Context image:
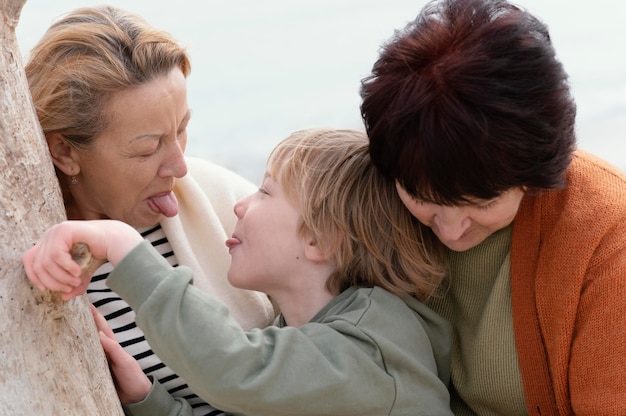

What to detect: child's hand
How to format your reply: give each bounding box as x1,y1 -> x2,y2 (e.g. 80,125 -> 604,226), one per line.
22,220 -> 143,301
91,304 -> 152,404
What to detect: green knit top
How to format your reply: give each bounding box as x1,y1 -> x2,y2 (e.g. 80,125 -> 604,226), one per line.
428,224 -> 527,415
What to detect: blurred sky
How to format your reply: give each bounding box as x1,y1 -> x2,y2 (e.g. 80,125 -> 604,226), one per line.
16,0 -> 626,182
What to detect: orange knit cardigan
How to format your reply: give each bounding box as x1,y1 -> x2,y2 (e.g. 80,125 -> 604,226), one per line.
511,150 -> 626,415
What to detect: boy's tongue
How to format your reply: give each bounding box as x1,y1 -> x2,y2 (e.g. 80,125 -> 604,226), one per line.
148,192 -> 179,217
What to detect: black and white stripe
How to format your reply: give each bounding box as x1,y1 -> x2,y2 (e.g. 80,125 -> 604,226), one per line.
87,224 -> 223,416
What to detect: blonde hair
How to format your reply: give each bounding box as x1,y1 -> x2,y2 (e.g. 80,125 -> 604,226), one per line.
268,128 -> 444,301
25,5 -> 191,149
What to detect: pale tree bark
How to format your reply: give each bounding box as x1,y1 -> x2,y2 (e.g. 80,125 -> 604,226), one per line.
0,0 -> 123,414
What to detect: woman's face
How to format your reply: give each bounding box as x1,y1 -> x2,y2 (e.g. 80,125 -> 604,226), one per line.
396,183 -> 525,252
69,68 -> 190,227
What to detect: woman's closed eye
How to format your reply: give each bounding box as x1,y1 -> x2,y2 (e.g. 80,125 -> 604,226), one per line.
477,200 -> 498,210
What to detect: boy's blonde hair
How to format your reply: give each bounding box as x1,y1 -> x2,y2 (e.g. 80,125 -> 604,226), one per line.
268,128 -> 444,301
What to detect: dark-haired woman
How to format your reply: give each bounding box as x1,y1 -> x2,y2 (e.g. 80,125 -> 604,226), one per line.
360,0 -> 626,414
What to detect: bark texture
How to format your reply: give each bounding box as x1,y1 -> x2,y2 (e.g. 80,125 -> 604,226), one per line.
0,0 -> 123,413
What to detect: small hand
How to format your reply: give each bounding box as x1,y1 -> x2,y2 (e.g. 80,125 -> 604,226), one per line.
22,220 -> 142,300
91,304 -> 152,404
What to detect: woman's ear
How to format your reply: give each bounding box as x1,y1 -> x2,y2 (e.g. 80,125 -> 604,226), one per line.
46,133 -> 79,176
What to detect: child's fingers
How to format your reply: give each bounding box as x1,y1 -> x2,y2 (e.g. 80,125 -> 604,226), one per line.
27,274 -> 45,293
34,259 -> 81,293
60,285 -> 88,301
40,240 -> 83,279
22,245 -> 45,291
91,305 -> 120,357
99,330 -> 121,358
90,304 -> 117,340
98,328 -> 136,373
23,240 -> 83,292
93,309 -> 126,365
22,222 -> 106,301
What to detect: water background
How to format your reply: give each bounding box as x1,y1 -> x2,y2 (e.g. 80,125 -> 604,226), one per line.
16,0 -> 626,183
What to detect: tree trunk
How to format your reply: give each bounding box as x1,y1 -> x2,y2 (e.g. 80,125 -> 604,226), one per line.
0,0 -> 123,414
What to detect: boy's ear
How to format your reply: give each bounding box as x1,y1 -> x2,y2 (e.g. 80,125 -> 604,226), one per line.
304,231 -> 342,263
303,238 -> 329,263
46,133 -> 79,176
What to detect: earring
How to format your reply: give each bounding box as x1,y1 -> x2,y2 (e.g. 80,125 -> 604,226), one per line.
70,168 -> 78,185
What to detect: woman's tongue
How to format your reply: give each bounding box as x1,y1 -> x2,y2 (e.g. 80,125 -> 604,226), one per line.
148,192 -> 179,217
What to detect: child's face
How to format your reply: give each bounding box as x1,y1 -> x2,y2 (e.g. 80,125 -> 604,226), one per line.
226,173 -> 308,295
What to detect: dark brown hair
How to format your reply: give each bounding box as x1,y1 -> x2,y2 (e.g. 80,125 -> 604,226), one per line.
360,0 -> 576,204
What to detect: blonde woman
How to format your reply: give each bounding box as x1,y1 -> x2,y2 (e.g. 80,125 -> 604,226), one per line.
25,6 -> 275,415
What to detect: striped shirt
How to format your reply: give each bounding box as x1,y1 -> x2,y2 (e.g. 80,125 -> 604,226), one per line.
87,224 -> 224,416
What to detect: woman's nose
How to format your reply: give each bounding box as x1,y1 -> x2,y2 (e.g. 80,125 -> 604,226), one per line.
160,142 -> 188,178
433,207 -> 471,241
